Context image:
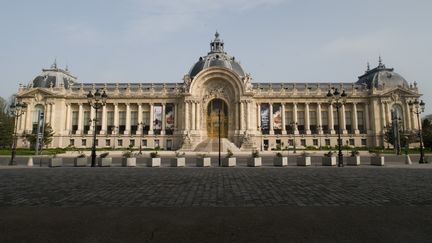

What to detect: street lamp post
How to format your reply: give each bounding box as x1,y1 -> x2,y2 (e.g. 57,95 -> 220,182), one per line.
289,122 -> 298,153
408,99 -> 426,163
9,100 -> 27,165
87,89 -> 108,167
326,88 -> 347,167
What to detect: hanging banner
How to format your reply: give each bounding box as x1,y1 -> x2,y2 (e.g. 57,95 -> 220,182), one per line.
153,105 -> 162,130
260,104 -> 269,130
273,104 -> 282,130
165,104 -> 175,130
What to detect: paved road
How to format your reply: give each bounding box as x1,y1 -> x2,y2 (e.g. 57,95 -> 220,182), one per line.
1,167 -> 432,242
1,167 -> 432,207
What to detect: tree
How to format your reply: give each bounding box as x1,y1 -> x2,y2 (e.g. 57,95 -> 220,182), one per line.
22,123 -> 55,149
422,118 -> 432,149
384,123 -> 418,149
0,97 -> 13,148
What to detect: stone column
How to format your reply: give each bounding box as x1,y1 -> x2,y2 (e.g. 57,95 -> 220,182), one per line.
45,103 -> 51,126
245,101 -> 250,131
365,103 -> 370,133
101,105 -> 107,135
329,104 -> 335,134
50,103 -> 56,129
341,104 -> 347,134
293,103 -> 299,134
256,103 -> 260,131
174,103 -> 178,130
240,101 -> 244,131
191,102 -> 196,130
124,103 -> 131,135
161,103 -> 166,135
89,104 -> 95,134
282,103 -> 286,134
184,101 -> 189,131
385,102 -> 392,126
353,103 -> 359,134
269,103 -> 274,134
149,103 -> 154,134
405,101 -> 411,130
317,103 -> 323,134
77,103 -> 83,135
305,103 -> 311,134
137,104 -> 143,135
24,103 -> 32,132
114,103 -> 119,133
65,103 -> 71,134
196,102 -> 200,130
381,101 -> 386,132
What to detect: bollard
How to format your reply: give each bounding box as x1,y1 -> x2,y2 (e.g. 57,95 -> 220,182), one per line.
405,155 -> 412,165
27,157 -> 34,167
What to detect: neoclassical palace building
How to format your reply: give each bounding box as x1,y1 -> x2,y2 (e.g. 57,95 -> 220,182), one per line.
14,33 -> 422,151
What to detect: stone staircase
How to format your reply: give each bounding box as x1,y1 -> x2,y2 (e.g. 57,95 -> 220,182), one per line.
194,138 -> 240,152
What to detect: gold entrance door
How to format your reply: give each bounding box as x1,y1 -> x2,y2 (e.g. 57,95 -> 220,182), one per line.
207,99 -> 228,138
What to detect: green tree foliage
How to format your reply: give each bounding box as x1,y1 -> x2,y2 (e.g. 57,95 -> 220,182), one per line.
384,123 -> 418,148
0,97 -> 13,148
22,123 -> 55,149
422,118 -> 432,149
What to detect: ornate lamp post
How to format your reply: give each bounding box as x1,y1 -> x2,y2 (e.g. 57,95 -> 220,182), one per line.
408,99 -> 426,163
326,88 -> 347,167
289,122 -> 298,153
87,89 -> 108,167
9,100 -> 27,165
138,122 -> 146,155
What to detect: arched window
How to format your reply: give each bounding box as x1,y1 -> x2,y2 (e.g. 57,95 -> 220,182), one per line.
392,104 -> 404,130
32,104 -> 45,134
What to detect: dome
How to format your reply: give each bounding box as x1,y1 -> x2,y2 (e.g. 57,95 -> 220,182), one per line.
356,58 -> 409,89
31,61 -> 77,89
188,32 -> 245,78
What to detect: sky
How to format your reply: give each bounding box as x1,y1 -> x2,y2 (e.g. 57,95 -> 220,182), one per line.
0,0 -> 431,114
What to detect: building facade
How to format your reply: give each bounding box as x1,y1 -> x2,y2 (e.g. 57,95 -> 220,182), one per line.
14,33 -> 422,151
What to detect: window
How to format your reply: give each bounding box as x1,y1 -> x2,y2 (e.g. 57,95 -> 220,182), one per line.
69,139 -> 75,146
333,111 -> 339,131
96,111 -> 102,134
107,111 -> 114,134
131,111 -> 138,135
263,139 -> 269,151
345,111 -> 352,133
118,139 -> 123,147
166,139 -> 172,150
321,111 -> 329,134
288,139 -> 294,146
276,139 -> 281,149
119,111 -> 126,134
357,111 -> 365,133
142,111 -> 150,135
154,139 -> 160,149
130,139 -> 135,147
349,139 -> 355,146
310,111 -> 317,133
106,139 -> 111,147
83,111 -> 90,133
142,139 -> 147,147
325,139 -> 331,146
81,139 -> 87,147
285,111 -> 293,132
72,111 -> 78,134
300,139 -> 306,147
298,111 -> 305,134
313,139 -> 318,146
361,139 -> 367,146
95,139 -> 99,147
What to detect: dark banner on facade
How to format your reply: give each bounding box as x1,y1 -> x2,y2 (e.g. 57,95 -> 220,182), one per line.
153,105 -> 162,130
273,104 -> 282,130
165,104 -> 174,130
260,104 -> 269,130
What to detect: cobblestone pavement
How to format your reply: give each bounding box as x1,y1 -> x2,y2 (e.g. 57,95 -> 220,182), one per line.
1,167 -> 432,207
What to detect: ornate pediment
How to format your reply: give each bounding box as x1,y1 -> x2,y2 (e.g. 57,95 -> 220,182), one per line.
18,88 -> 56,100
381,87 -> 418,99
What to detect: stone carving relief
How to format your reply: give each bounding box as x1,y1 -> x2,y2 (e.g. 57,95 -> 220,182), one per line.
201,80 -> 235,104
243,73 -> 253,92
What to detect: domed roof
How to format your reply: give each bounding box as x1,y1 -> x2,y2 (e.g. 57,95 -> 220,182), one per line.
188,32 -> 245,78
31,61 -> 77,89
356,57 -> 409,89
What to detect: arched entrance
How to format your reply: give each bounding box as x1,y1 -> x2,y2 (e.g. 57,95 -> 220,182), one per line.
207,99 -> 228,138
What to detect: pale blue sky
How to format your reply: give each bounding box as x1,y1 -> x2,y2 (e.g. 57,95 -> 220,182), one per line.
1,0 -> 431,114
